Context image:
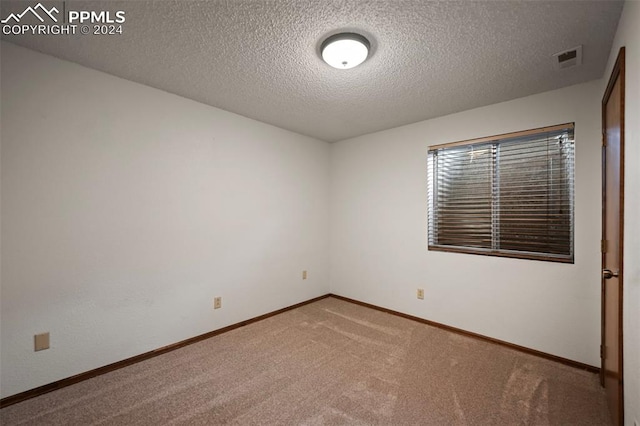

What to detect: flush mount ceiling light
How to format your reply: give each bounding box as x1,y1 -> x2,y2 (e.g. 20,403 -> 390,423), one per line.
321,33 -> 370,69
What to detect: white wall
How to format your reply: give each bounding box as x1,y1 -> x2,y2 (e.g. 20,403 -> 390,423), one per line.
603,2 -> 640,424
330,80 -> 603,367
0,42 -> 330,398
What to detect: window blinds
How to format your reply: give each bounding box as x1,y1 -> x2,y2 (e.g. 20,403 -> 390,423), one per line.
427,124 -> 574,262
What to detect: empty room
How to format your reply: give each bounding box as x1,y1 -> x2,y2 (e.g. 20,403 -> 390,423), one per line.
1,1 -> 638,425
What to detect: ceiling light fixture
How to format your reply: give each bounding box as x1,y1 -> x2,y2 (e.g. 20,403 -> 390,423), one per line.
321,33 -> 370,69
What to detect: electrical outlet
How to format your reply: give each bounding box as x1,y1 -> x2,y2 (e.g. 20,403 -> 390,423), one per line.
213,297 -> 222,309
34,332 -> 50,351
417,288 -> 425,300
302,270 -> 308,280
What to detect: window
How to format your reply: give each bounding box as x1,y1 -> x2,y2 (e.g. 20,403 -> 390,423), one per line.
427,123 -> 574,263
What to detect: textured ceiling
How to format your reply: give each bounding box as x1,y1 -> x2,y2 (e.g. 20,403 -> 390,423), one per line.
1,1 -> 623,142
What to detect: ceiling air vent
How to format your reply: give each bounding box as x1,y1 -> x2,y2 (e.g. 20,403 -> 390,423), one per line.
553,45 -> 583,70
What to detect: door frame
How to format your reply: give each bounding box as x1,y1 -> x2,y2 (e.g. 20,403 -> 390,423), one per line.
601,46 -> 625,423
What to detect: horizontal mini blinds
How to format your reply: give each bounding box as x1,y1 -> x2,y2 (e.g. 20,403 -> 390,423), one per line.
427,124 -> 574,262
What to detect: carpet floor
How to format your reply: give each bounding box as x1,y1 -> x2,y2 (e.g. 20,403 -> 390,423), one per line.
1,297 -> 611,425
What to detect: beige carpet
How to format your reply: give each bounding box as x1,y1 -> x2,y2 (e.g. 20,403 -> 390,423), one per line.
1,297 -> 611,425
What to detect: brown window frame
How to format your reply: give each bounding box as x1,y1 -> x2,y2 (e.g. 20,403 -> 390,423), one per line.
427,123 -> 575,263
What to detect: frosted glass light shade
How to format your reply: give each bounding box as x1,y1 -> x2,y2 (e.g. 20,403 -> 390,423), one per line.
321,33 -> 370,69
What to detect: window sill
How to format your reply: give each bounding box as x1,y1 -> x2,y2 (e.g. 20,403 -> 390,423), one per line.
428,245 -> 574,264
